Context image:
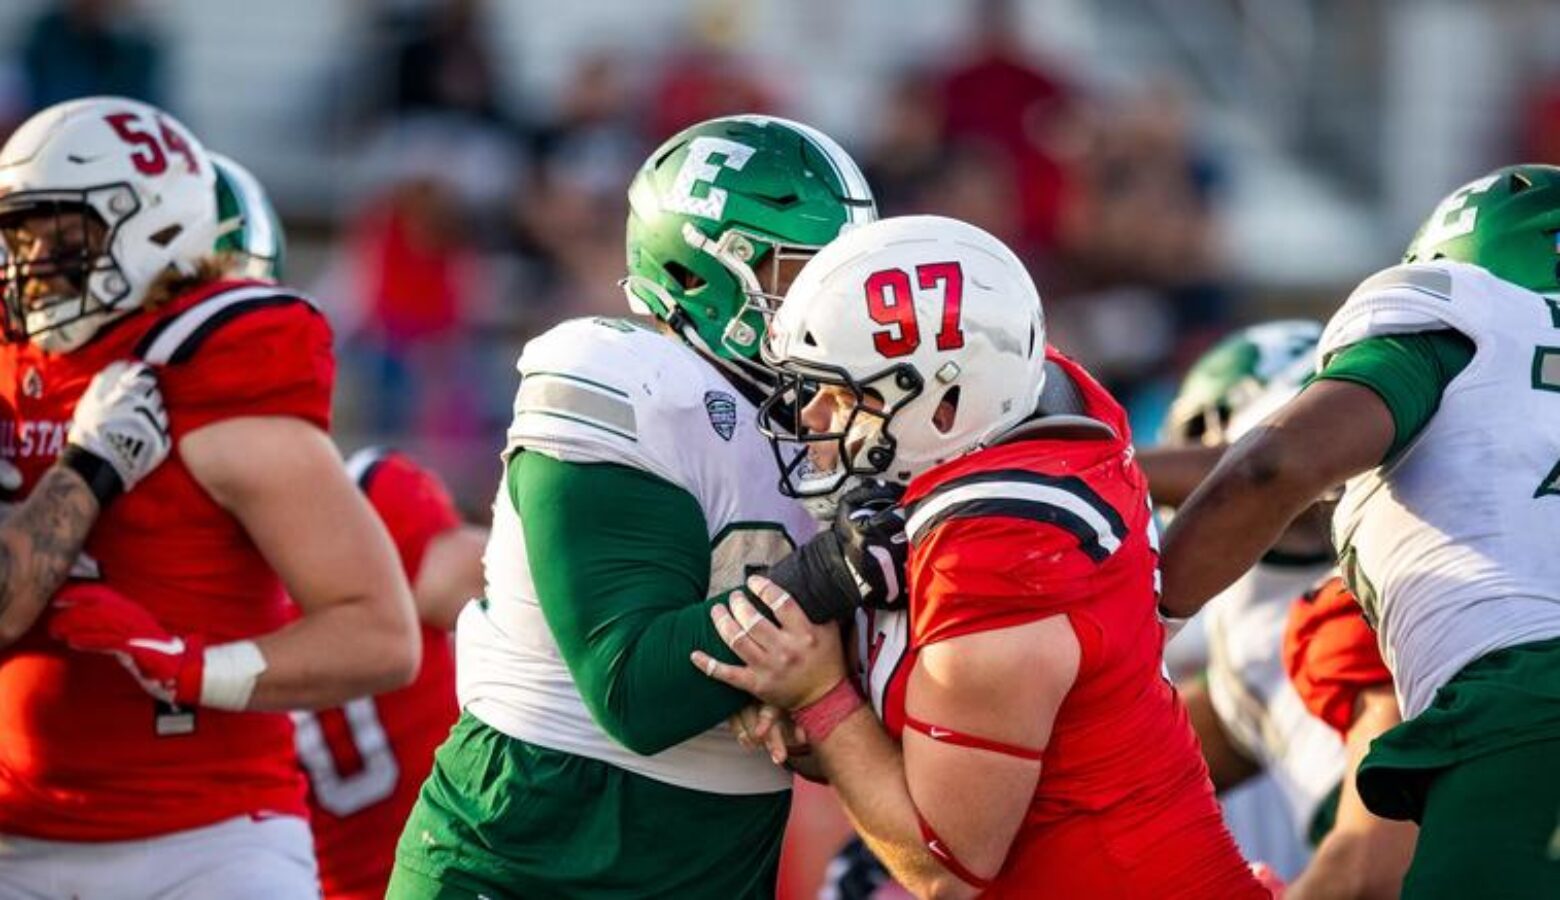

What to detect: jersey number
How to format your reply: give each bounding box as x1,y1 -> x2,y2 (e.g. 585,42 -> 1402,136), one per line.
292,698 -> 400,816
103,112 -> 200,176
865,262 -> 965,358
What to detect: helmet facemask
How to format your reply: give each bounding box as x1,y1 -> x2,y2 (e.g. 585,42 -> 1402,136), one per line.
758,355 -> 925,504
0,184 -> 140,350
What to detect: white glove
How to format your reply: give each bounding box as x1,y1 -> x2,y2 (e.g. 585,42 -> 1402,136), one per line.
65,361 -> 171,495
0,459 -> 20,494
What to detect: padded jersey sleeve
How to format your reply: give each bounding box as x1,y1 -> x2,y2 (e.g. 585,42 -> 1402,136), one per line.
910,515 -> 1100,647
351,449 -> 463,582
1313,330 -> 1473,460
1282,576 -> 1392,737
150,296 -> 335,435
507,450 -> 754,756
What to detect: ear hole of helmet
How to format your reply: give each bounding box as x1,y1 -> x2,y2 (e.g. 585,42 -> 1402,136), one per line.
934,386 -> 960,434
149,224 -> 183,247
664,260 -> 705,291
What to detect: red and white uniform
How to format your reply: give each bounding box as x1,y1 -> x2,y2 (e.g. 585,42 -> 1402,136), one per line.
0,280 -> 333,841
293,448 -> 460,900
854,349 -> 1264,899
1283,575 -> 1393,738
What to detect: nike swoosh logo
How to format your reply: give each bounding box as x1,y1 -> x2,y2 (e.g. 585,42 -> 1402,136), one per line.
928,727 -> 952,740
126,637 -> 185,656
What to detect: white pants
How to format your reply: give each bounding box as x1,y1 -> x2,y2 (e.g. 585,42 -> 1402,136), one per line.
0,814 -> 319,900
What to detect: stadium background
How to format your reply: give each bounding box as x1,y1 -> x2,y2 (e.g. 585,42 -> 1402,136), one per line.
3,0 -> 1559,896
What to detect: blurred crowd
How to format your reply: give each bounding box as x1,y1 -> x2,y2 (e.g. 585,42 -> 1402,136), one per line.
2,0 -> 1235,507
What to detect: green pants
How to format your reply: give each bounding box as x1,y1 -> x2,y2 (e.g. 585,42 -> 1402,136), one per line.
387,712 -> 791,900
1358,637 -> 1560,899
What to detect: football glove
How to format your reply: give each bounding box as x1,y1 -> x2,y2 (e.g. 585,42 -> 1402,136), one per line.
766,481 -> 909,623
63,361 -> 171,501
49,583 -> 204,705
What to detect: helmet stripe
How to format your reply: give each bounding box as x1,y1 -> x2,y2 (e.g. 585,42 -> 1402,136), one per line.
731,115 -> 874,225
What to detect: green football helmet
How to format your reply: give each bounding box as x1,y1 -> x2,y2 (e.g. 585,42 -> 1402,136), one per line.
1404,164 -> 1560,295
1164,319 -> 1322,446
211,152 -> 284,283
622,115 -> 876,385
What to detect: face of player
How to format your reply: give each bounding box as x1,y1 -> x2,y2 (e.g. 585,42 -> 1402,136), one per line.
0,206 -> 106,311
798,384 -> 887,479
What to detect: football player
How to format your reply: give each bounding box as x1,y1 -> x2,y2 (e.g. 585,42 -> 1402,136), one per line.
208,154 -> 485,900
1159,165 -> 1560,897
0,97 -> 419,899
386,115 -> 877,899
696,215 -> 1266,898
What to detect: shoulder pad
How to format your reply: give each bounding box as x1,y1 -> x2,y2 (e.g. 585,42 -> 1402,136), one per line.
906,467 -> 1129,564
136,284 -> 317,365
506,318 -> 711,475
1320,262 -> 1485,364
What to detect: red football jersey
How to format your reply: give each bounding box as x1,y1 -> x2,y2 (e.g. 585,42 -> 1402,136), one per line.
854,349 -> 1264,899
0,280 -> 334,841
294,448 -> 461,900
1283,575 -> 1392,737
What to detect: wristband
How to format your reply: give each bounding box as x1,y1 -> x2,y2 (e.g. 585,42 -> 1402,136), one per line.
200,640 -> 268,710
59,445 -> 124,506
791,677 -> 864,745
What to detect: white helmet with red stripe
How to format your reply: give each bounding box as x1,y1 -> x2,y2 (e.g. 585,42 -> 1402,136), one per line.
759,214 -> 1047,498
0,96 -> 219,352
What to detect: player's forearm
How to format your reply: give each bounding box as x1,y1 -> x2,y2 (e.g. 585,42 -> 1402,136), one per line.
246,593 -> 420,710
1137,444 -> 1225,508
0,467 -> 100,646
1287,827 -> 1404,900
1159,428 -> 1324,617
818,708 -> 979,900
569,593 -> 755,755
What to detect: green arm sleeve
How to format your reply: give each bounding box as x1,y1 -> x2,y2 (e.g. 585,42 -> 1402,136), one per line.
1314,329 -> 1475,461
508,450 -> 751,756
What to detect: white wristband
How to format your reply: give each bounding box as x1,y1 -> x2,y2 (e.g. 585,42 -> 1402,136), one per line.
200,640 -> 268,711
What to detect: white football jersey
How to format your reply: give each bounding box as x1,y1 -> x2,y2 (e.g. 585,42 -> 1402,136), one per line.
1204,560 -> 1347,836
1321,261 -> 1560,719
458,317 -> 816,795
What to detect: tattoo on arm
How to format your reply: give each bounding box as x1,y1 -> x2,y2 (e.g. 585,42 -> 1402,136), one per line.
0,467 -> 101,642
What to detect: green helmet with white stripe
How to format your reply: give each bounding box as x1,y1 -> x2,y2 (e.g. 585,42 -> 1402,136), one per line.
623,115 -> 876,384
1164,319 -> 1323,446
210,152 -> 284,283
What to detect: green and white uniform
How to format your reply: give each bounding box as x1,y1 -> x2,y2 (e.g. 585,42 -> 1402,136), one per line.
1320,261 -> 1560,720
390,318 -> 817,899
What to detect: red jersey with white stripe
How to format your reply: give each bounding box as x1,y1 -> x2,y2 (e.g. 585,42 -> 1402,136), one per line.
1283,575 -> 1393,737
854,348 -> 1264,899
295,448 -> 461,900
0,279 -> 333,841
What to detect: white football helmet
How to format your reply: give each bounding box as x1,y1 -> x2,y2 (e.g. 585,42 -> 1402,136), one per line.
760,215 -> 1047,497
0,96 -> 219,352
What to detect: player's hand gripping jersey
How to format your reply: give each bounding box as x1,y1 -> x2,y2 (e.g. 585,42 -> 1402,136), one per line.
295,449 -> 461,900
853,349 -> 1263,899
0,279 -> 332,841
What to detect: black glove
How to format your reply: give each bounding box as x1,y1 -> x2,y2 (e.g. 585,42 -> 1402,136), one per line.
835,481 -> 910,611
766,481 -> 909,624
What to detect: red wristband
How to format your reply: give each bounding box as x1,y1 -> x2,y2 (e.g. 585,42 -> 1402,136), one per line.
791,678 -> 864,745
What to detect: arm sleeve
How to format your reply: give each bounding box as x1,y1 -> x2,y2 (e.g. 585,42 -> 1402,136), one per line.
508,450 -> 753,756
1313,329 -> 1474,460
